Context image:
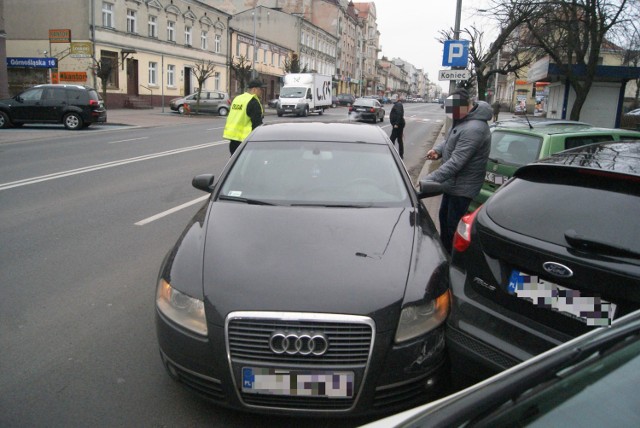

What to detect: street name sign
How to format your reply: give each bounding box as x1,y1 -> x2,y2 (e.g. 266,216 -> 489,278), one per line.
438,69 -> 471,81
7,57 -> 58,68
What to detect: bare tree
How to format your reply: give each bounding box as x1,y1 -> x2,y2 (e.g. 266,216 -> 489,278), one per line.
438,1 -> 540,101
91,56 -> 117,104
191,60 -> 217,114
228,55 -> 252,94
523,0 -> 635,120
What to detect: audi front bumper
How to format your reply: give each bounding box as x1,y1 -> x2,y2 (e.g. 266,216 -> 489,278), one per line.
156,309 -> 448,417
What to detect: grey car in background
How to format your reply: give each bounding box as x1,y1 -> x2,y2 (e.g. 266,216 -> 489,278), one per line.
170,90 -> 231,116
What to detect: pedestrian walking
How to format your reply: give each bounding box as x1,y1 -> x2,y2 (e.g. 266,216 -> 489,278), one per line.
491,100 -> 500,122
223,79 -> 265,155
389,98 -> 405,158
421,88 -> 492,254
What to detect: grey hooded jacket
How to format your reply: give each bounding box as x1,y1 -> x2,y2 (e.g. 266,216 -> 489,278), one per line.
421,101 -> 492,199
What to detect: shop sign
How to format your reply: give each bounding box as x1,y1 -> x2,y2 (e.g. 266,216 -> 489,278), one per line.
49,29 -> 71,43
71,42 -> 93,58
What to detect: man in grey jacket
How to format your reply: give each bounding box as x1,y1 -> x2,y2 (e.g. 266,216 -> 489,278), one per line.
422,88 -> 492,253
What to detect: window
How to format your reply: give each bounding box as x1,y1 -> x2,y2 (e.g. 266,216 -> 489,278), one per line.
263,49 -> 267,64
148,15 -> 157,38
214,34 -> 221,53
127,9 -> 137,33
167,21 -> 175,42
185,26 -> 192,46
149,62 -> 157,85
167,64 -> 175,87
201,31 -> 208,50
214,72 -> 220,90
102,2 -> 114,28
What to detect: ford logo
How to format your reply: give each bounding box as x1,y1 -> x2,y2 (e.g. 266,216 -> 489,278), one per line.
542,262 -> 573,278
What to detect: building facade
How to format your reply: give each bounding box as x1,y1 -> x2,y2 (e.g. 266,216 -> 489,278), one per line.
4,0 -> 230,108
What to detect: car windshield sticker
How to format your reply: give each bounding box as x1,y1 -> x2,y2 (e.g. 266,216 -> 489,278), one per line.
228,191 -> 242,197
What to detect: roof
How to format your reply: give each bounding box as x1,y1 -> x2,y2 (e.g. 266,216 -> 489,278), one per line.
247,122 -> 389,144
525,140 -> 640,177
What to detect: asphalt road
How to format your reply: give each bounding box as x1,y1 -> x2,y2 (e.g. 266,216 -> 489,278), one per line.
0,103 -> 445,427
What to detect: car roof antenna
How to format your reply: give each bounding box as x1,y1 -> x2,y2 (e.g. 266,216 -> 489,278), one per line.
523,109 -> 534,129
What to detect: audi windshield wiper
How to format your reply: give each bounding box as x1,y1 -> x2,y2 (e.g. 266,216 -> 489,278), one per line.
290,203 -> 373,208
565,229 -> 640,259
218,195 -> 275,206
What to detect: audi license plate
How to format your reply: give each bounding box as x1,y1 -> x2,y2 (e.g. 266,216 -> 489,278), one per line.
242,367 -> 354,398
507,270 -> 616,326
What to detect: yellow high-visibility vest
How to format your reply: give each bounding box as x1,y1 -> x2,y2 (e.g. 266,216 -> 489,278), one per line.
223,92 -> 260,141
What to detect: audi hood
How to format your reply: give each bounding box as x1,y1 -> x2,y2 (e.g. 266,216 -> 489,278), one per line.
199,203 -> 417,329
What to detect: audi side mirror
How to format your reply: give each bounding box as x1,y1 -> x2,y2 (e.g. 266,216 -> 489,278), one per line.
192,174 -> 215,193
417,180 -> 443,199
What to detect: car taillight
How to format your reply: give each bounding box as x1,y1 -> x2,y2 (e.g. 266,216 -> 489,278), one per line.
369,108 -> 375,112
452,208 -> 480,253
227,99 -> 231,105
89,99 -> 99,107
349,106 -> 354,112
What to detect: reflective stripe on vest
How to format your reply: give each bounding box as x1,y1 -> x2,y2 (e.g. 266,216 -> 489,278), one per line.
223,92 -> 258,142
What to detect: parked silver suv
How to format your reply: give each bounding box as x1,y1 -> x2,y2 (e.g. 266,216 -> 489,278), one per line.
169,90 -> 230,116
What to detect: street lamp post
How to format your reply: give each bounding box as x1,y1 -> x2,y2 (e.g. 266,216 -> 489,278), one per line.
449,0 -> 462,97
251,8 -> 258,79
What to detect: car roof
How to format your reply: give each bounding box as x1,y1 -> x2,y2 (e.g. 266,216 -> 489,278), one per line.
490,118 -> 591,129
246,122 -> 389,144
518,140 -> 640,177
32,84 -> 94,90
492,123 -> 640,137
354,98 -> 378,105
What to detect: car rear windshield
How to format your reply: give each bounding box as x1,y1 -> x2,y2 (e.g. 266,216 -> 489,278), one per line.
486,169 -> 640,255
490,131 -> 542,166
219,140 -> 410,207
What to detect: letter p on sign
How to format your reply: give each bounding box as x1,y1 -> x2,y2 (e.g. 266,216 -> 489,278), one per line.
442,40 -> 470,68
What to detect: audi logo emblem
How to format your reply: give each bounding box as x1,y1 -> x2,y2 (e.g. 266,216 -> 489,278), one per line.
269,331 -> 329,356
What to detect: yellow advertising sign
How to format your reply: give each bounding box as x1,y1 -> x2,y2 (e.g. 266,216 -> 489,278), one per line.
49,29 -> 71,43
71,42 -> 93,58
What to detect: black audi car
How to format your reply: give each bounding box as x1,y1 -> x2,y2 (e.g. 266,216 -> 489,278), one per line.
446,141 -> 640,386
155,122 -> 450,417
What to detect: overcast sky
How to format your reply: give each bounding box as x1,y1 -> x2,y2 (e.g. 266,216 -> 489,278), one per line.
365,0 -> 493,90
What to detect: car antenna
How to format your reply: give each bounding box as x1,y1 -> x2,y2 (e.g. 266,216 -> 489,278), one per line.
523,109 -> 534,129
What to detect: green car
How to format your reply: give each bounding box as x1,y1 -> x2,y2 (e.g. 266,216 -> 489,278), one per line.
470,122 -> 640,211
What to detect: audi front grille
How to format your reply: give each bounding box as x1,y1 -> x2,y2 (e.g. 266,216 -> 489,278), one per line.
225,311 -> 376,411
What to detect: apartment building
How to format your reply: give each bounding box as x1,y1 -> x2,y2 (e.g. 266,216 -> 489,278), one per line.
4,0 -> 230,108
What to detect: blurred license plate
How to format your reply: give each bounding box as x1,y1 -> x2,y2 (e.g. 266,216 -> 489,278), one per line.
507,270 -> 616,326
242,367 -> 354,398
485,171 -> 507,185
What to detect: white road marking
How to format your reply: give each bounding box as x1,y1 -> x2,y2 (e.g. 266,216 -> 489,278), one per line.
108,137 -> 149,144
206,126 -> 226,131
135,194 -> 210,226
0,141 -> 227,191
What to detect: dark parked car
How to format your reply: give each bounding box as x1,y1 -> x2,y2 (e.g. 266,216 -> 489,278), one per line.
447,141 -> 640,385
0,84 -> 107,130
155,122 -> 450,417
364,308 -> 640,427
337,93 -> 356,106
348,98 -> 385,124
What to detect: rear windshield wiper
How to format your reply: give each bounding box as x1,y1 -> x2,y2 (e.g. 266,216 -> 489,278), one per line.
565,229 -> 640,259
218,195 -> 275,206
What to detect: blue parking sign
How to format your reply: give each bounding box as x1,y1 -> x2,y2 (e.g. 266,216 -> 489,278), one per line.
442,40 -> 469,67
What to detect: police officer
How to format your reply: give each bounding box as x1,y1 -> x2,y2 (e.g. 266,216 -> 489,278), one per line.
223,79 -> 264,155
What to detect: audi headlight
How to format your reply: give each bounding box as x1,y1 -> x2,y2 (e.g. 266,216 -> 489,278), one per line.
156,278 -> 207,336
395,291 -> 450,343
